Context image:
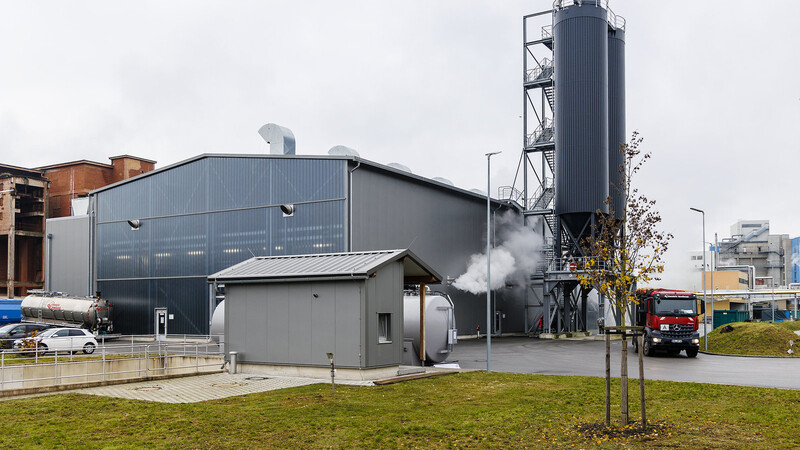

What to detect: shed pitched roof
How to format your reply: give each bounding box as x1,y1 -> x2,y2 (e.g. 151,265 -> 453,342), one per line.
208,249 -> 441,284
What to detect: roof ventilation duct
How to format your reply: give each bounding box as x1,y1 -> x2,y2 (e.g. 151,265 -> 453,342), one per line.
387,162 -> 412,173
258,123 -> 296,155
328,145 -> 360,157
432,177 -> 454,186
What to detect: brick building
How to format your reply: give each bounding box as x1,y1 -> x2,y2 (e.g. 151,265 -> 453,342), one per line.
38,155 -> 156,218
0,155 -> 155,298
0,164 -> 49,298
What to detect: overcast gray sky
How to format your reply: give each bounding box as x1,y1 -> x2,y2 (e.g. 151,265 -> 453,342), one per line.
2,1 -> 799,287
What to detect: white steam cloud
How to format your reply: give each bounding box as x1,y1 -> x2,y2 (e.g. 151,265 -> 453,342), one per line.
453,214 -> 544,294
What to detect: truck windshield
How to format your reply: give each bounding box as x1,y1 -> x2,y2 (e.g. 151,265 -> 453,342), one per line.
655,298 -> 697,316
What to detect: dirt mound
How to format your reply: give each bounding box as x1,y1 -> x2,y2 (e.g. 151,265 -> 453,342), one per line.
707,322 -> 798,356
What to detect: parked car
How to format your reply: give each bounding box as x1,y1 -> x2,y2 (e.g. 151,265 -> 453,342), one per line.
0,322 -> 52,349
14,327 -> 97,354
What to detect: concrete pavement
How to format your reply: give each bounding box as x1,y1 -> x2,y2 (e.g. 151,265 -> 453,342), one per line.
75,372 -> 373,403
450,336 -> 800,390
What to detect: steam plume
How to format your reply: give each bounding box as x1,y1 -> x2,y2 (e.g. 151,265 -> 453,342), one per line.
453,214 -> 543,294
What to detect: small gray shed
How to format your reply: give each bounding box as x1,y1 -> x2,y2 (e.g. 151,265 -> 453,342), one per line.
208,249 -> 440,376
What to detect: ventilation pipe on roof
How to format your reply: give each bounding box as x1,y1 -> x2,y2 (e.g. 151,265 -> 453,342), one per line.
328,146 -> 360,157
388,162 -> 412,173
258,123 -> 296,155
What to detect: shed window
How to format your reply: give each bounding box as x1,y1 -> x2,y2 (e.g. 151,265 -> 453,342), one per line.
378,313 -> 392,343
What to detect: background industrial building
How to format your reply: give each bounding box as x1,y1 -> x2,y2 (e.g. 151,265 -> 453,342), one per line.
689,219 -> 795,291
1,156 -> 156,300
0,164 -> 48,298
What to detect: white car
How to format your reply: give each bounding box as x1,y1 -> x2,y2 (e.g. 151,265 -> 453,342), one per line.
14,327 -> 97,354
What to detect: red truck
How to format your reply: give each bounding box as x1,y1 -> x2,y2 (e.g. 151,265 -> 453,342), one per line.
633,288 -> 703,358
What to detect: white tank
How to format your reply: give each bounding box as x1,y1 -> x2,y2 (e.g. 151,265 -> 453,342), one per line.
210,301 -> 225,339
403,293 -> 457,364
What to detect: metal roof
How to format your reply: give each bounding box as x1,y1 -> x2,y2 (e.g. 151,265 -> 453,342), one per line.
208,249 -> 441,284
88,153 -> 517,210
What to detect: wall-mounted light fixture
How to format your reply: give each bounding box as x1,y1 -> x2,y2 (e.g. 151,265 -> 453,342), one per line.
127,219 -> 141,230
280,204 -> 295,217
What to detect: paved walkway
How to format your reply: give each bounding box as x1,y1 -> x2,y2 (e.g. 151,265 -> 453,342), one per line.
75,373 -> 373,403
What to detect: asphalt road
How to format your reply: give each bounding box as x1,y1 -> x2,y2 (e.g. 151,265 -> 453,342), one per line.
449,337 -> 800,390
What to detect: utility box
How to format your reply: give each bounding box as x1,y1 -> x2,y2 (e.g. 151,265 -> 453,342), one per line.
208,249 -> 440,372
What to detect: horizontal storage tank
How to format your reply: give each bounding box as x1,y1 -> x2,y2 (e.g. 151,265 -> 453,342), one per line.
403,293 -> 457,364
210,300 -> 225,340
21,293 -> 113,333
553,0 -> 609,236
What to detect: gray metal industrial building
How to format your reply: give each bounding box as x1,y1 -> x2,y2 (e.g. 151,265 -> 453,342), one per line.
48,153 -> 522,335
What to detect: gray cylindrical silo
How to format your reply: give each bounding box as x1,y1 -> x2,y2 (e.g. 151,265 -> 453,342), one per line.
553,1 -> 609,237
608,26 -> 626,219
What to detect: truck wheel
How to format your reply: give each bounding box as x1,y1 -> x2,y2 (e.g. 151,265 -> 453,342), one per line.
643,337 -> 654,356
686,348 -> 698,358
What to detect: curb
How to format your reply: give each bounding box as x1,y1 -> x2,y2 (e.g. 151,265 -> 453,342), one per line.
699,351 -> 799,359
0,370 -> 224,399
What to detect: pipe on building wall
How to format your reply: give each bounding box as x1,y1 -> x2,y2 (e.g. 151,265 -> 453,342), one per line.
45,233 -> 53,291
347,161 -> 361,252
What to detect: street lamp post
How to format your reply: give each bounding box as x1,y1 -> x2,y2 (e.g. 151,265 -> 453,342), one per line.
690,207 -> 707,351
486,151 -> 501,373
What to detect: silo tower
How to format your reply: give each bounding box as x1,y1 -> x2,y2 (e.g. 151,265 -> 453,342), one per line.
513,0 -> 626,334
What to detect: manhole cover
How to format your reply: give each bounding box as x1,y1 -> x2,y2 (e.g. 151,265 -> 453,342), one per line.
211,382 -> 244,388
244,376 -> 269,381
134,386 -> 163,391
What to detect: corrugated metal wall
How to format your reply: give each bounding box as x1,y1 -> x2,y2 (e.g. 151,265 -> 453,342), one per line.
350,165 -> 524,335
608,27 -> 626,218
553,5 -> 609,235
94,157 -> 348,334
225,280 -> 366,368
46,215 -> 91,296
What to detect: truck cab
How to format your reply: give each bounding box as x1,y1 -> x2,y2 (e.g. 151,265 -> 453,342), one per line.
634,288 -> 703,358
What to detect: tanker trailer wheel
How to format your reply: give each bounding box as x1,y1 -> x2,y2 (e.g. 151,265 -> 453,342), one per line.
685,348 -> 698,358
83,343 -> 96,354
642,336 -> 654,357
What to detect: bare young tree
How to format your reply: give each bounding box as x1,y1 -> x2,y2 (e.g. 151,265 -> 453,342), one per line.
577,132 -> 673,425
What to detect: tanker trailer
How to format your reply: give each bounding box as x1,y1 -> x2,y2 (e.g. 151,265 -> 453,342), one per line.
403,291 -> 457,365
21,292 -> 113,333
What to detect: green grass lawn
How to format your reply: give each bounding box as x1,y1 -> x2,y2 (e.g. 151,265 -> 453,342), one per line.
704,321 -> 799,356
1,372 -> 799,448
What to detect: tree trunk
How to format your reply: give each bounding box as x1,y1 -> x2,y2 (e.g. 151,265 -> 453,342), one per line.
619,296 -> 629,425
639,333 -> 647,430
620,333 -> 629,424
605,330 -> 611,426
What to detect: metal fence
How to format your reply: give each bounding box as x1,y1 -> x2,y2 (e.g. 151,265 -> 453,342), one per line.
1,335 -> 224,391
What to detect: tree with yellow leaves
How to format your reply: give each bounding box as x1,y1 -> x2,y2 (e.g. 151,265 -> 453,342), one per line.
577,132 -> 672,425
